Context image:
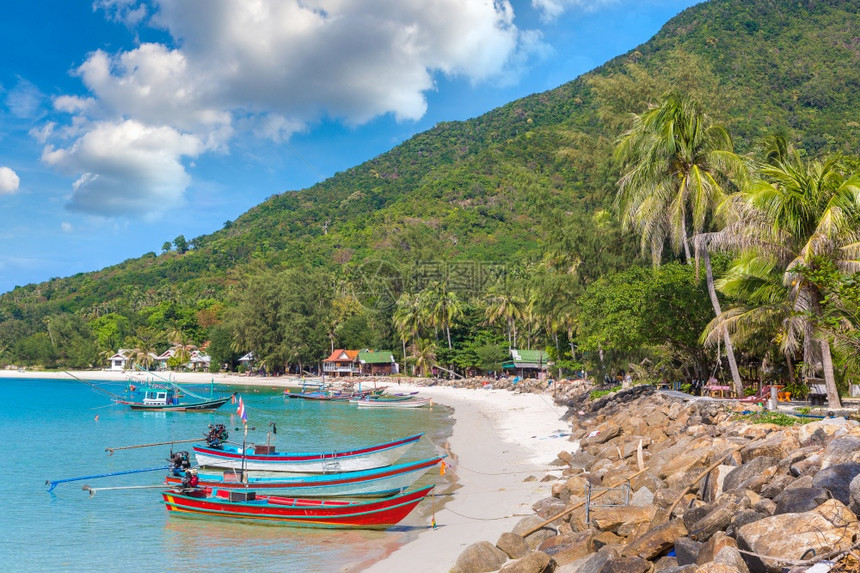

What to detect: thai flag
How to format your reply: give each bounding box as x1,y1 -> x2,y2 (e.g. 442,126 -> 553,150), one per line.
237,395 -> 247,422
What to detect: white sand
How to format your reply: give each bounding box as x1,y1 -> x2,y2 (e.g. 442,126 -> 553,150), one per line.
3,370 -> 574,571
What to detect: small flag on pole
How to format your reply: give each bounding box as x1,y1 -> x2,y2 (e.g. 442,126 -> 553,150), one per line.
440,461 -> 445,475
237,395 -> 247,423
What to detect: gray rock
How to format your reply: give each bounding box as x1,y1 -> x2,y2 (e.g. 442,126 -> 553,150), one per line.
850,473 -> 860,514
452,540 -> 508,573
812,462 -> 860,505
773,487 -> 830,514
513,515 -> 557,550
672,536 -> 701,566
533,497 -> 569,519
574,546 -> 618,573
821,437 -> 860,468
599,555 -> 650,573
723,457 -> 780,492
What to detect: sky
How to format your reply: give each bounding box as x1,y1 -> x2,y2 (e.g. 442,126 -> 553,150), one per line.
0,0 -> 701,295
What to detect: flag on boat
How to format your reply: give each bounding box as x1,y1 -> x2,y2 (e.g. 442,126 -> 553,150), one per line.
237,395 -> 247,422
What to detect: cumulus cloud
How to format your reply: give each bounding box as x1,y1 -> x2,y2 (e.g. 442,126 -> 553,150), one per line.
0,167 -> 20,194
43,0 -> 532,218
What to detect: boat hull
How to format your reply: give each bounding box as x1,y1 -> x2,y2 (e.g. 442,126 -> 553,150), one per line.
192,433 -> 423,472
356,397 -> 431,408
165,456 -> 444,497
122,395 -> 234,411
161,485 -> 434,529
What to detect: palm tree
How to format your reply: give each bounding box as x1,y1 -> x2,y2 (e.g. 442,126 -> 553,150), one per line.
484,284 -> 526,350
410,338 -> 438,377
615,91 -> 748,395
392,292 -> 422,369
425,282 -> 464,350
708,145 -> 860,407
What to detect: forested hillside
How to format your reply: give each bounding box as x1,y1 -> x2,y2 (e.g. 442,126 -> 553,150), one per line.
2,0 -> 858,387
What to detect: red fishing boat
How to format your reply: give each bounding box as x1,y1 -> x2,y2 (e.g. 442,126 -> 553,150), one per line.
161,484 -> 434,529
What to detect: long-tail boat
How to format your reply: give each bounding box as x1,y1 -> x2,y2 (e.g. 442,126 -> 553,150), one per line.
192,432 -> 423,472
165,456 -> 445,497
161,484 -> 434,529
355,396 -> 432,409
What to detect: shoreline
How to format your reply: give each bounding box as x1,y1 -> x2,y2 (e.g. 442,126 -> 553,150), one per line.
3,369 -> 573,571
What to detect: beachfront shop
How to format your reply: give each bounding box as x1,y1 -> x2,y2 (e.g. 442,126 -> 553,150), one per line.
502,349 -> 549,379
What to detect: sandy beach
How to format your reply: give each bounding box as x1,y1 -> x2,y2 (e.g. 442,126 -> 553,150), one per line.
3,369 -> 573,571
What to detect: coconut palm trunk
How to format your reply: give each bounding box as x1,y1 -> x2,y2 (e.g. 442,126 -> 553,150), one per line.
701,247 -> 744,395
819,337 -> 842,409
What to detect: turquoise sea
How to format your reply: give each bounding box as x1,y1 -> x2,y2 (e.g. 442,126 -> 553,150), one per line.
0,378 -> 453,572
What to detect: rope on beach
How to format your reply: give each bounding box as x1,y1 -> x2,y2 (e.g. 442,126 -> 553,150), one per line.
443,507 -> 535,521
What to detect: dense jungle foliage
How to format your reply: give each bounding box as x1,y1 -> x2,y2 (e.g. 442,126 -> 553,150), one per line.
1,0 -> 859,391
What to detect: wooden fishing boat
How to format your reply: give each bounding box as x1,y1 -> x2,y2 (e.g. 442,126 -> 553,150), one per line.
117,385 -> 236,411
356,397 -> 432,409
161,484 -> 434,529
192,433 -> 423,472
165,456 -> 445,497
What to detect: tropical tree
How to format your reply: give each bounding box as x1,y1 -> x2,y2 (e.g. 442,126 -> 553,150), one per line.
708,147 -> 860,407
424,282 -> 464,350
392,292 -> 422,368
484,283 -> 526,350
410,338 -> 438,377
615,91 -> 748,394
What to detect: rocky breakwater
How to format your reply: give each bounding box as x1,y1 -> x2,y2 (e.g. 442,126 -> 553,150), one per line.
450,385 -> 860,573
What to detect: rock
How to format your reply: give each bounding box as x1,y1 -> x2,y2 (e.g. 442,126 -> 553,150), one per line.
673,537 -> 702,566
729,510 -> 766,533
571,546 -> 618,573
589,505 -> 656,534
795,418 -> 849,445
513,515 -> 558,550
696,532 -> 738,566
565,475 -> 589,497
849,473 -> 860,514
701,464 -> 734,503
688,501 -> 741,542
773,487 -> 830,514
538,531 -> 595,566
695,564 -> 742,573
652,555 -> 680,571
498,551 -> 554,573
497,532 -> 530,559
737,499 -> 860,572
740,432 -> 800,462
567,451 -> 597,471
599,555 -> 651,573
712,545 -> 749,573
452,540 -> 508,573
821,437 -> 860,468
812,462 -> 860,504
557,450 -> 575,466
592,530 -> 624,550
533,497 -> 569,519
629,486 -> 654,507
622,517 -> 689,560
722,457 -> 780,492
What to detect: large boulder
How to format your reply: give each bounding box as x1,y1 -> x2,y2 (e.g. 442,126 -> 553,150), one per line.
497,532 -> 530,559
513,515 -> 557,550
452,541 -> 508,573
498,551 -> 554,573
589,505 -> 656,534
537,531 -> 594,566
773,487 -> 830,515
737,499 -> 860,572
622,517 -> 689,560
820,436 -> 860,468
599,556 -> 651,573
812,462 -> 860,505
722,457 -> 780,492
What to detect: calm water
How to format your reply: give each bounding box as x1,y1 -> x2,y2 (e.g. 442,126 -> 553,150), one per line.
0,378 -> 453,572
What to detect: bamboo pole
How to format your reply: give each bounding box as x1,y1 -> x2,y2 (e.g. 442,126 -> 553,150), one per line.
521,467 -> 650,537
106,438 -> 199,455
666,445 -> 743,517
83,484 -> 169,497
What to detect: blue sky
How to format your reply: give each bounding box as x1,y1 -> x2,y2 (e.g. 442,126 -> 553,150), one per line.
0,0 -> 700,294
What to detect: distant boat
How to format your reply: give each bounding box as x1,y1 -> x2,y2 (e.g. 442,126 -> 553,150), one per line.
65,371 -> 234,412
117,384 -> 235,411
192,433 -> 423,472
161,484 -> 434,529
164,456 -> 445,497
356,397 -> 432,409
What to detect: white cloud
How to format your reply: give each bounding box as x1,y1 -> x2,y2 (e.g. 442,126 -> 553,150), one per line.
531,0 -> 619,22
6,78 -> 45,119
42,120 -> 205,217
0,167 -> 20,194
42,0 -> 534,218
61,222 -> 73,233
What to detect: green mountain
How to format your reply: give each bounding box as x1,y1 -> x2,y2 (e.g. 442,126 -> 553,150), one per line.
2,0 -> 859,364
